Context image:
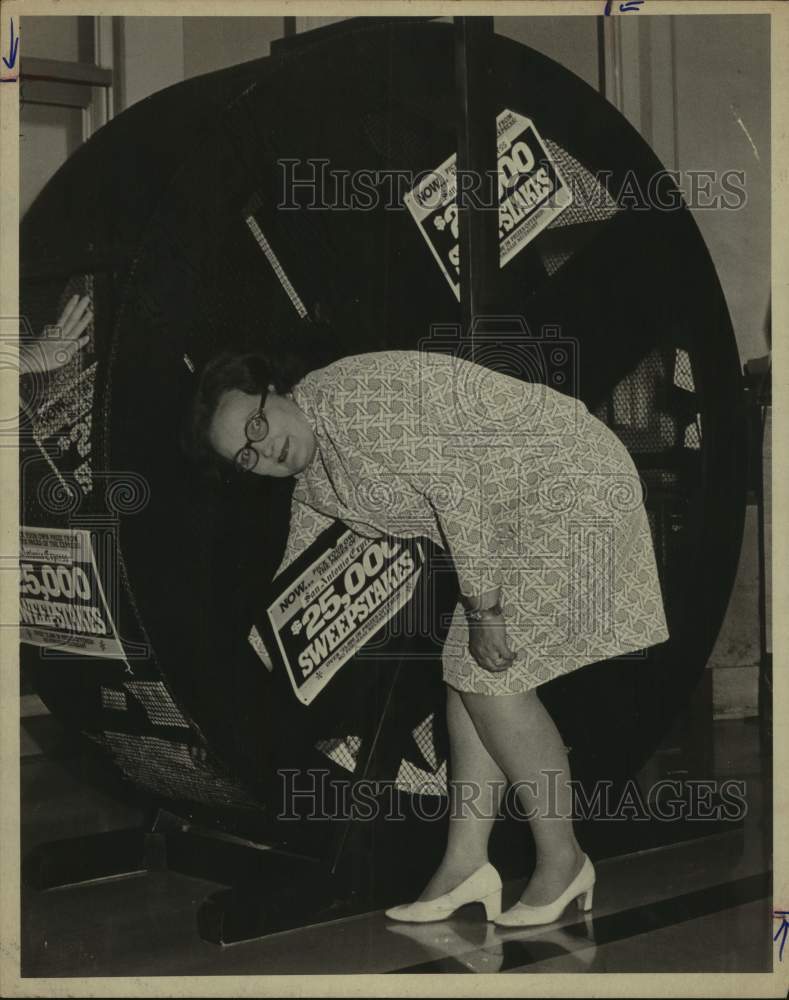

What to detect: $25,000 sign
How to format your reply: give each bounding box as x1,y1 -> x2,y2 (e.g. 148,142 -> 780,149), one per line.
254,523 -> 425,705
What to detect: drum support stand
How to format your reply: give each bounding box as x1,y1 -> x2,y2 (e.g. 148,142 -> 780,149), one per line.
22,657 -> 431,944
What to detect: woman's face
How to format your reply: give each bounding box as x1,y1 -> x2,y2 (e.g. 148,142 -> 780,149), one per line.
208,386 -> 317,478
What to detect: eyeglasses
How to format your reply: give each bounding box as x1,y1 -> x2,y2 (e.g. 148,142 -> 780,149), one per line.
234,391 -> 269,472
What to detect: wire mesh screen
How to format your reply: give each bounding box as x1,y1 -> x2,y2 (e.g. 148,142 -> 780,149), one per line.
315,735 -> 362,773
96,732 -> 258,809
544,140 -> 620,228
125,681 -> 191,729
396,713 -> 448,796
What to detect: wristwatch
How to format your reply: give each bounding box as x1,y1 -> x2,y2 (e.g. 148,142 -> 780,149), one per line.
465,602 -> 504,623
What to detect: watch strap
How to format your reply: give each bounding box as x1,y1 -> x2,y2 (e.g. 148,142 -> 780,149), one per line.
465,602 -> 504,623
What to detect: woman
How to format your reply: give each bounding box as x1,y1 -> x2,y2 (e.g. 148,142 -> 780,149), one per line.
187,348 -> 670,927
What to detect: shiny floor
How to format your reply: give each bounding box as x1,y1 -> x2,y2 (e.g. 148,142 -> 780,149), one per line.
21,714 -> 773,977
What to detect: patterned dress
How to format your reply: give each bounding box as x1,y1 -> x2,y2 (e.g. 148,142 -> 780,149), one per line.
280,350 -> 669,696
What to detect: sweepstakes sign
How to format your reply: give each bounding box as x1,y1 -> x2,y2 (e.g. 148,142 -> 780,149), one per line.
255,525 -> 424,705
20,526 -> 125,658
404,109 -> 572,299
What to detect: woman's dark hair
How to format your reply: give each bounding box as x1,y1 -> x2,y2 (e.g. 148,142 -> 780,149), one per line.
182,350 -> 305,480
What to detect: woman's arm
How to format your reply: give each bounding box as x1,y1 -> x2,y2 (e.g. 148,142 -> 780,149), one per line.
415,477 -> 517,673
420,469 -> 503,601
276,500 -> 336,577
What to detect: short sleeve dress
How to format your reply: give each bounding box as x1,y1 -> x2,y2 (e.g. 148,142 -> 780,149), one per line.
285,350 -> 669,696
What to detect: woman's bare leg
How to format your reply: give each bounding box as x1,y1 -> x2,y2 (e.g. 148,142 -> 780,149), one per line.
460,688 -> 585,906
418,686 -> 507,900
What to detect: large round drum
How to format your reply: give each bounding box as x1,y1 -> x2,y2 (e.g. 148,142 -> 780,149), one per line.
20,18 -> 746,836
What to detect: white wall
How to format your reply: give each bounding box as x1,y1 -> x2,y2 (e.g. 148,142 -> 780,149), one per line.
116,17 -> 184,111
677,11 -> 771,705
673,14 -> 770,362
182,17 -> 284,80
495,15 -> 600,91
19,16 -> 94,216
19,104 -> 83,218
21,14 -> 90,61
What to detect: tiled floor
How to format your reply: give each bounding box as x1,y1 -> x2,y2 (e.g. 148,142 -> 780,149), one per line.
19,715 -> 774,977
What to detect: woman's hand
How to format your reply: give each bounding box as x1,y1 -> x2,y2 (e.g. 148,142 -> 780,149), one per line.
20,294 -> 92,375
468,614 -> 517,673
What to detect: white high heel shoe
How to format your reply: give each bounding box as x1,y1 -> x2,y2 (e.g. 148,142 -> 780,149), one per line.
385,863 -> 503,924
494,853 -> 596,928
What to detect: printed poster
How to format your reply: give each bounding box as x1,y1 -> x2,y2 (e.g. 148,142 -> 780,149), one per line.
20,525 -> 126,658
254,525 -> 424,706
404,108 -> 573,299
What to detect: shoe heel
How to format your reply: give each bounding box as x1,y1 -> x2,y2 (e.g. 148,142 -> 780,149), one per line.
482,889 -> 502,921
577,886 -> 594,912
